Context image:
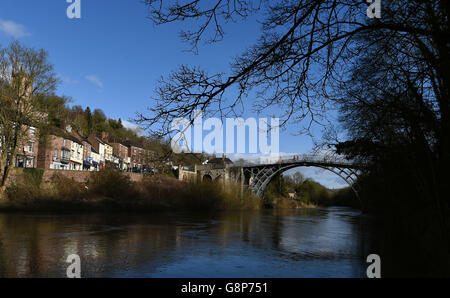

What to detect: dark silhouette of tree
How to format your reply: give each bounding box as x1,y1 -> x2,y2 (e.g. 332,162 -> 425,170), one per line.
139,0 -> 450,276
138,0 -> 449,139
85,106 -> 93,135
333,30 -> 450,275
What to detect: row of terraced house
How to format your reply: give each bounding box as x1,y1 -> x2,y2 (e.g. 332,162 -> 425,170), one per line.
6,73 -> 154,173
15,126 -> 154,173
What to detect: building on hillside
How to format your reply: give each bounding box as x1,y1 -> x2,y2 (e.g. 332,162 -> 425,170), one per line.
108,137 -> 130,171
111,155 -> 120,168
66,135 -> 83,170
14,126 -> 38,168
104,142 -> 113,163
87,134 -> 106,169
99,132 -> 114,163
72,132 -> 94,171
37,133 -> 71,170
90,147 -> 101,171
141,149 -> 156,173
123,140 -> 144,173
206,154 -> 234,167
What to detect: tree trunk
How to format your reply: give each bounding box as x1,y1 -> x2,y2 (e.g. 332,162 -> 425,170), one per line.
0,154 -> 14,198
0,126 -> 19,198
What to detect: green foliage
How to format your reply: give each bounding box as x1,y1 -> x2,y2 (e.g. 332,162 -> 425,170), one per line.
263,172 -> 359,208
5,182 -> 41,205
23,168 -> 45,187
51,173 -> 87,201
88,168 -> 137,200
296,180 -> 330,205
265,173 -> 288,199
35,94 -> 147,147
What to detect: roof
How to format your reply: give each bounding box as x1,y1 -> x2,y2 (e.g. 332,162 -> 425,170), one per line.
207,157 -> 234,165
65,135 -> 83,145
72,131 -> 92,146
95,136 -> 105,144
122,140 -> 143,149
107,136 -> 125,144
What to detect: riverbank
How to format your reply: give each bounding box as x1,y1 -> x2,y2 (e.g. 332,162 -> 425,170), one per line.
0,169 -> 305,212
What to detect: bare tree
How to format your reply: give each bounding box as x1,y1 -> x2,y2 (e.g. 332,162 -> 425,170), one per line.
0,41 -> 58,196
138,0 -> 449,140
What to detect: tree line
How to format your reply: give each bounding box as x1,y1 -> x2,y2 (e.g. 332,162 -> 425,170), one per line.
263,171 -> 357,208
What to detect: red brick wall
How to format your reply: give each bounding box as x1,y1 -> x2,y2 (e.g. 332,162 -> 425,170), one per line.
5,168 -> 143,184
111,143 -> 128,160
37,135 -> 69,169
42,170 -> 143,183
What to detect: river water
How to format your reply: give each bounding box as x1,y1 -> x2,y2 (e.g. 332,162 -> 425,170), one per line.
0,207 -> 372,278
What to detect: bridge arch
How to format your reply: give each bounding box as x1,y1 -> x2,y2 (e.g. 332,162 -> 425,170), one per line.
243,162 -> 364,207
203,174 -> 212,182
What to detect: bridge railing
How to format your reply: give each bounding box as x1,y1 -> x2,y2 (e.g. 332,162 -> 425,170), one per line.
181,165 -> 195,172
240,154 -> 361,167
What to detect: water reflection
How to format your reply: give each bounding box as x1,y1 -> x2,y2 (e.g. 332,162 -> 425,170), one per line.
0,207 -> 371,277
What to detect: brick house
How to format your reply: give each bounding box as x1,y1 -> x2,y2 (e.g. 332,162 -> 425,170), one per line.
37,134 -> 71,170
88,134 -> 107,170
14,126 -> 39,168
123,140 -> 145,172
108,137 -> 130,171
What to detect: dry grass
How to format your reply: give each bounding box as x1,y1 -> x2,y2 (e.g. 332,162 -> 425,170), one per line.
0,170 -> 262,212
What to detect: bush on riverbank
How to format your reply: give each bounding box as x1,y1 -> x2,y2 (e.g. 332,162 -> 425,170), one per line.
0,169 -> 261,212
262,174 -> 360,209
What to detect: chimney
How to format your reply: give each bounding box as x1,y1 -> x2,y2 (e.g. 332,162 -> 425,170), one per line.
101,131 -> 109,141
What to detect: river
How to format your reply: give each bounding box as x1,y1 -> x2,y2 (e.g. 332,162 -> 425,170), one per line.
0,207 -> 372,278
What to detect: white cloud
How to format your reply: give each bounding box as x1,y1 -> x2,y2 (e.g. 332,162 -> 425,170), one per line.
0,19 -> 30,38
61,76 -> 79,85
122,120 -> 145,137
85,75 -> 104,88
288,167 -> 348,189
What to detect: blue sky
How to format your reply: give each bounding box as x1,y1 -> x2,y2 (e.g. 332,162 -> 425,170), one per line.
0,0 -> 347,188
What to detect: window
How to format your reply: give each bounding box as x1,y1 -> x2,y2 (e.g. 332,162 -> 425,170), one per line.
53,149 -> 58,160
63,139 -> 67,146
27,142 -> 33,153
29,128 -> 36,137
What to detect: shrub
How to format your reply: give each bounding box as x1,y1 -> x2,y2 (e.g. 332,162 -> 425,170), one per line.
23,168 -> 45,187
51,173 -> 87,201
5,182 -> 41,204
137,174 -> 186,209
88,168 -> 136,200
